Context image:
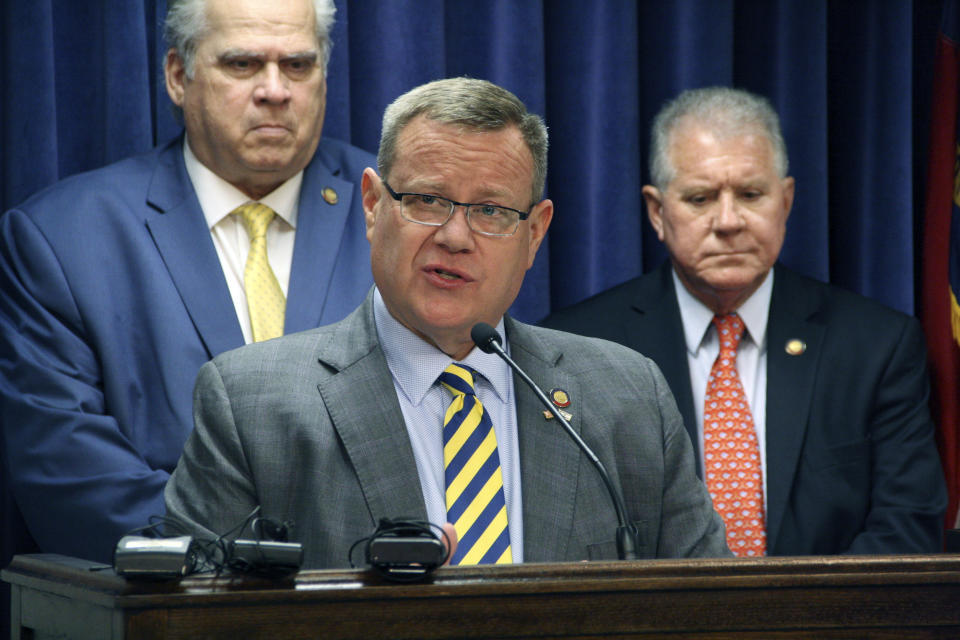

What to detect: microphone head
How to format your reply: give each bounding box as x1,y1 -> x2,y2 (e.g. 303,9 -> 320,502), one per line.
471,323 -> 502,353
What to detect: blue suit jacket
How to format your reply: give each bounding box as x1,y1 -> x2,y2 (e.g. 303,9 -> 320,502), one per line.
543,261 -> 947,555
0,136 -> 375,562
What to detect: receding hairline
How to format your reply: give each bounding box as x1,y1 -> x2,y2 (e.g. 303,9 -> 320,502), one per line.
666,114 -> 781,169
391,114 -> 535,191
164,0 -> 336,78
649,86 -> 788,191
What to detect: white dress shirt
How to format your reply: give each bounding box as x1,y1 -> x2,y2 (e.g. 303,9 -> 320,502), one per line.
372,288 -> 524,561
673,268 -> 773,508
182,137 -> 302,344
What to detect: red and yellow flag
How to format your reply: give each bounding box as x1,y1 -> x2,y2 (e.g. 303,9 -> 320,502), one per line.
922,0 -> 960,529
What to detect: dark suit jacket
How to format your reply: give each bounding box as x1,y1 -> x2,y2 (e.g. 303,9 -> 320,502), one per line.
165,292 -> 731,565
543,261 -> 947,555
0,136 -> 375,563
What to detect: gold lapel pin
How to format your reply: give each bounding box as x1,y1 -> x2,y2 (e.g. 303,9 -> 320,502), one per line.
544,388 -> 572,421
550,388 -> 571,408
785,339 -> 807,356
322,187 -> 339,205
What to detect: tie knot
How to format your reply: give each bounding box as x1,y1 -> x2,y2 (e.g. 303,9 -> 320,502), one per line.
235,202 -> 276,240
438,363 -> 478,397
712,313 -> 744,352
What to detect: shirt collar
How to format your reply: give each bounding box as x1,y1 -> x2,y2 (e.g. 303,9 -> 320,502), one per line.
372,288 -> 511,406
182,134 -> 302,230
673,267 -> 773,355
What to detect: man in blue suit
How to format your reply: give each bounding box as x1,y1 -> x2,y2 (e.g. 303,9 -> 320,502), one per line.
543,87 -> 946,555
0,0 -> 373,564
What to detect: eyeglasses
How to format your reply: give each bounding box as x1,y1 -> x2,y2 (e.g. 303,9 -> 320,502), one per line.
383,181 -> 531,237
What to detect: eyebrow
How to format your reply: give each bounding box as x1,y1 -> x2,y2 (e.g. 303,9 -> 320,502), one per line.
676,175 -> 772,190
218,49 -> 319,63
403,181 -> 514,202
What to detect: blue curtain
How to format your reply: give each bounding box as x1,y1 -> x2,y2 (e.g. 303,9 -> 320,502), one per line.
2,0 -> 942,320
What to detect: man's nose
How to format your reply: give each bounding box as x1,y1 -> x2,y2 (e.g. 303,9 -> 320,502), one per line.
433,206 -> 476,252
712,192 -> 745,231
253,63 -> 291,104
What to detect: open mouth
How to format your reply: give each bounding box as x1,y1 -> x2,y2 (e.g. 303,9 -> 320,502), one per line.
425,265 -> 473,284
434,268 -> 462,280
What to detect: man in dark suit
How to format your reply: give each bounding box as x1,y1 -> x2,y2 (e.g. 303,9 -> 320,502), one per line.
543,86 -> 946,556
165,78 -> 730,565
0,0 -> 373,565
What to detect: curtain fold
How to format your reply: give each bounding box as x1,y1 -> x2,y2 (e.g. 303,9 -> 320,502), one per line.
545,2 -> 642,305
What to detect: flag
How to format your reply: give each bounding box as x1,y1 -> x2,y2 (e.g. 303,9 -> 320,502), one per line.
922,0 -> 960,529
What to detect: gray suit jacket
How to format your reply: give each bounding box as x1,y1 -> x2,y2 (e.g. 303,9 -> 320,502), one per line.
165,293 -> 730,566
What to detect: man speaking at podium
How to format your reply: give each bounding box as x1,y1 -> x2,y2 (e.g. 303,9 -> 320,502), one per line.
165,78 -> 730,566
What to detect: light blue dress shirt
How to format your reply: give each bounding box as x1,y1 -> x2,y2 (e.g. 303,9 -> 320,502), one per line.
372,288 -> 524,561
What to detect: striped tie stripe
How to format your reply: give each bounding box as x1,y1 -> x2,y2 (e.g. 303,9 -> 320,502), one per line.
439,363 -> 512,565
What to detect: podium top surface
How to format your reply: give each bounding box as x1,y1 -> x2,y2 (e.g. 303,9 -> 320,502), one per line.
6,553 -> 960,639
5,552 -> 960,605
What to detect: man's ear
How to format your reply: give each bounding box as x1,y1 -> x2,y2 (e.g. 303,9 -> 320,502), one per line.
781,176 -> 795,223
164,49 -> 187,107
525,198 -> 553,268
643,185 -> 666,241
361,168 -> 381,241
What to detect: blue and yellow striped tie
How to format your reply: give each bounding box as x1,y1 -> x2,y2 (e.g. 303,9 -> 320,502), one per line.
439,363 -> 512,565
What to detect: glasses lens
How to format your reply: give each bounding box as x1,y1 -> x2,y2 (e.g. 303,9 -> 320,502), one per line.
468,205 -> 519,235
400,194 -> 451,224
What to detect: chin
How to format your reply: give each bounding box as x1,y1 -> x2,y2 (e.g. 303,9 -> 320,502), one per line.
247,148 -> 295,164
420,310 -> 470,331
242,157 -> 303,179
704,271 -> 767,296
704,259 -> 762,280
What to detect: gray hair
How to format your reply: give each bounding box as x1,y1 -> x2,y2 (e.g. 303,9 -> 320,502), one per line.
164,0 -> 337,78
377,77 -> 549,203
649,86 -> 788,190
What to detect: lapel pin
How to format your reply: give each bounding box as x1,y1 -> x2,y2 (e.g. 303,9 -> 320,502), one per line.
544,388 -> 572,420
550,388 -> 571,408
322,187 -> 339,205
543,408 -> 574,422
785,339 -> 806,356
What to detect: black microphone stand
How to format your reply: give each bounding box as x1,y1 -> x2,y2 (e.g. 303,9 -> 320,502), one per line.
471,323 -> 639,560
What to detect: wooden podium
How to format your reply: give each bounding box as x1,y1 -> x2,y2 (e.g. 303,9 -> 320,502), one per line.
5,553 -> 960,639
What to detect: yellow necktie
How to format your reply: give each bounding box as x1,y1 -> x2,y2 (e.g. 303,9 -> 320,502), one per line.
440,363 -> 512,565
235,203 -> 285,342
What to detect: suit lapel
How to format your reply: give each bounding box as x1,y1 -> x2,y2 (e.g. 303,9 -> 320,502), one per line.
314,297 -> 428,524
507,319 -> 583,562
630,263 -> 699,464
763,266 -> 825,551
285,160 -> 356,334
145,141 -> 244,358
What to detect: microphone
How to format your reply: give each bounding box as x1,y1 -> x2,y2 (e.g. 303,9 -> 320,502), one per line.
470,322 -> 639,560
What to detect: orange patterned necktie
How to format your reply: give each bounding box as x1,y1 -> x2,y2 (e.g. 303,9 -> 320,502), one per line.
703,313 -> 766,557
234,203 -> 285,342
